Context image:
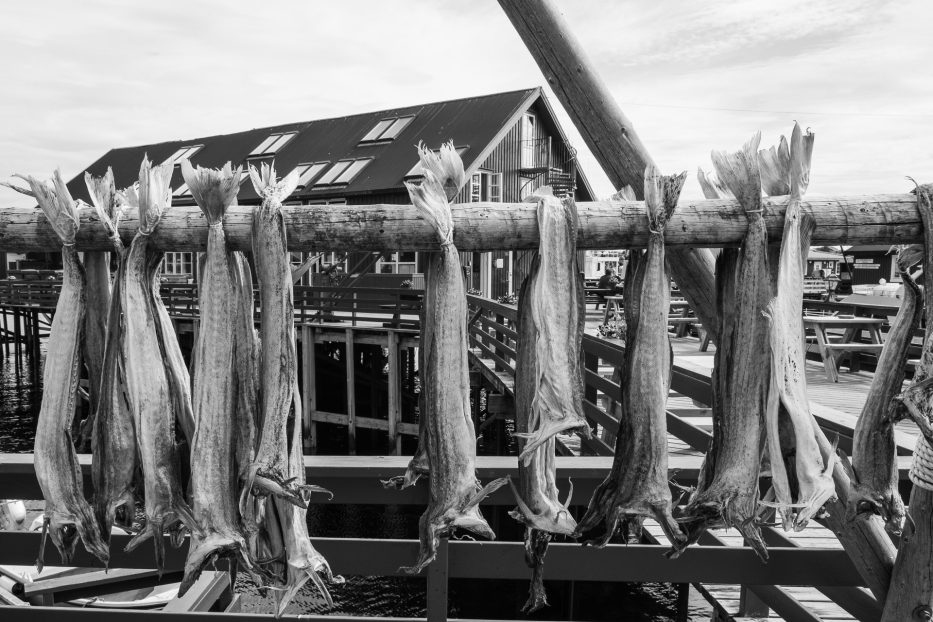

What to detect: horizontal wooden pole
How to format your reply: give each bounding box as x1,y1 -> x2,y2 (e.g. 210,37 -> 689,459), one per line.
0,193 -> 921,252
0,532 -> 865,586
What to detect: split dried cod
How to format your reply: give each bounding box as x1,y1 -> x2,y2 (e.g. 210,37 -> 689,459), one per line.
86,171 -> 137,543
514,192 -> 590,463
679,134 -> 772,559
78,171 -> 116,449
179,162 -> 249,595
509,189 -> 583,613
121,158 -> 197,571
390,143 -> 507,573
761,125 -> 836,531
849,252 -> 921,533
577,167 -> 688,552
243,163 -> 306,506
6,171 -> 109,568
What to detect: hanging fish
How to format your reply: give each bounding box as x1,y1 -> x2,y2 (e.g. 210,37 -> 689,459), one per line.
121,158 -> 197,572
388,143 -> 507,573
508,189 -> 583,613
85,172 -> 138,543
513,190 -> 590,462
242,163 -> 308,507
576,166 -> 688,551
848,251 -> 921,534
4,171 -> 109,568
761,125 -> 836,531
178,162 -> 250,595
677,134 -> 772,559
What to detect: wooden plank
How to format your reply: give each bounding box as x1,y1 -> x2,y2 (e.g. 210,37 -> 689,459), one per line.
426,538 -> 449,622
345,328 -> 356,455
310,410 -> 418,436
22,568 -> 160,597
162,571 -> 229,612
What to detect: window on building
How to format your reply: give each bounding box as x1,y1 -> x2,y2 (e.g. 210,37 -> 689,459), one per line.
248,132 -> 297,158
172,182 -> 191,198
377,252 -> 417,274
521,112 -> 537,168
162,145 -> 203,167
315,159 -> 371,186
359,116 -> 415,143
404,146 -> 469,178
470,171 -> 502,202
292,162 -> 330,187
306,198 -> 349,205
162,252 -> 193,276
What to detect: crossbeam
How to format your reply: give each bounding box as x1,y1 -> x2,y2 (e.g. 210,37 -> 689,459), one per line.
0,194 -> 920,252
0,531 -> 865,586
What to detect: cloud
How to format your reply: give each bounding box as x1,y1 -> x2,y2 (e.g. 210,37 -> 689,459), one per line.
1,0 -> 931,207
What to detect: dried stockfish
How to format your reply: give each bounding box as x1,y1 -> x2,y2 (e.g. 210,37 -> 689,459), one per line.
678,134 -> 771,559
78,170 -> 118,449
848,252 -> 920,534
391,143 -> 507,573
509,189 -> 583,613
513,191 -> 590,463
761,125 -> 835,531
243,163 -> 308,506
231,251 -> 260,481
576,166 -> 688,552
5,171 -> 109,568
121,158 -> 197,571
85,172 -> 137,543
178,162 -> 250,595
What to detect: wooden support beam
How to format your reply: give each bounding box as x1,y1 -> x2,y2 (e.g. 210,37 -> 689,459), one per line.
0,195 -> 923,253
345,328 -> 356,455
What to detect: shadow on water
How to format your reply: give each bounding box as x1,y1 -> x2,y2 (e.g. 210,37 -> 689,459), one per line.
0,339 -> 711,620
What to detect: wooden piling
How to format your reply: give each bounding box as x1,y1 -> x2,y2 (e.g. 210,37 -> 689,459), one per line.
345,328 -> 356,455
387,330 -> 400,455
301,326 -> 317,453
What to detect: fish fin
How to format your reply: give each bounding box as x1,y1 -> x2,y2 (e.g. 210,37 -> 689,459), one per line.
562,477 -> 574,508
516,419 -> 589,465
582,511 -> 620,549
464,477 -> 509,512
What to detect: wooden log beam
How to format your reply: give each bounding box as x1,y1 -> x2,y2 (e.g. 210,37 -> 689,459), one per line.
0,194 -> 921,253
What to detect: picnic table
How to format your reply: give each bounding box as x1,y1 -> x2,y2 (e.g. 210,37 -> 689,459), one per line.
803,315 -> 886,382
602,295 -> 624,323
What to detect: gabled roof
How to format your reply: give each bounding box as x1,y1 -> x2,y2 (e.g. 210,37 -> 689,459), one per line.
67,87 -> 591,203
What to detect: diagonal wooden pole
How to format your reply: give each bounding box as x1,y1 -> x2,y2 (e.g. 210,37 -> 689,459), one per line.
497,0 -> 718,335
497,0 -> 895,602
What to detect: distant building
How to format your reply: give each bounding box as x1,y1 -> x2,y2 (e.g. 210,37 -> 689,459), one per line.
843,245 -> 898,286
65,88 -> 594,298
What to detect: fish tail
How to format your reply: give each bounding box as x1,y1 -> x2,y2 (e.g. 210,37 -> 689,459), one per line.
72,499 -> 110,566
400,513 -> 438,575
521,529 -> 551,614
179,533 -> 242,597
572,476 -> 617,538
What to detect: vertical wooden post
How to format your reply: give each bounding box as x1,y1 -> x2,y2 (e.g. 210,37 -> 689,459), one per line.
302,326 -> 317,453
345,328 -> 356,454
881,478 -> 933,621
494,313 -> 505,372
387,330 -> 401,455
739,585 -> 770,618
426,537 -> 449,622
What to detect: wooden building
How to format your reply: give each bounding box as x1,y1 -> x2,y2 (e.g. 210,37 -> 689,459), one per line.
843,244 -> 899,286
65,87 -> 595,298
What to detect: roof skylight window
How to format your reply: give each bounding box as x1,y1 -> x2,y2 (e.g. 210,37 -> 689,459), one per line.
293,162 -> 330,187
172,182 -> 191,197
314,158 -> 372,186
162,145 -> 203,167
359,116 -> 415,144
249,132 -> 297,157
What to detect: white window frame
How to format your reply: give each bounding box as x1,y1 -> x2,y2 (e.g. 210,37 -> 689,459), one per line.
376,251 -> 418,275
470,171 -> 502,202
521,112 -> 537,168
315,159 -> 371,186
359,116 -> 415,143
162,145 -> 203,167
293,162 -> 330,187
248,132 -> 297,158
162,252 -> 193,276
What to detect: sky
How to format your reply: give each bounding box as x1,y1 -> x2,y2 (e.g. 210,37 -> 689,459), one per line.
1,0 -> 931,206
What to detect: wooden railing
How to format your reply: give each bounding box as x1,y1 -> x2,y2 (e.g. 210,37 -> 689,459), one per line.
0,281 -> 424,329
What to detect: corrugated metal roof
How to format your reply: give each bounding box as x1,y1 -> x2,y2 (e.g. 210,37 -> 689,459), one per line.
68,88 -> 543,203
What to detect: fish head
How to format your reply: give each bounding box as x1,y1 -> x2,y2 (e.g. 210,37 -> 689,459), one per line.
48,504 -> 110,565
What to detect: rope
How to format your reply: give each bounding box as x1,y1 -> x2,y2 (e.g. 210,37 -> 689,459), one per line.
910,434 -> 933,492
